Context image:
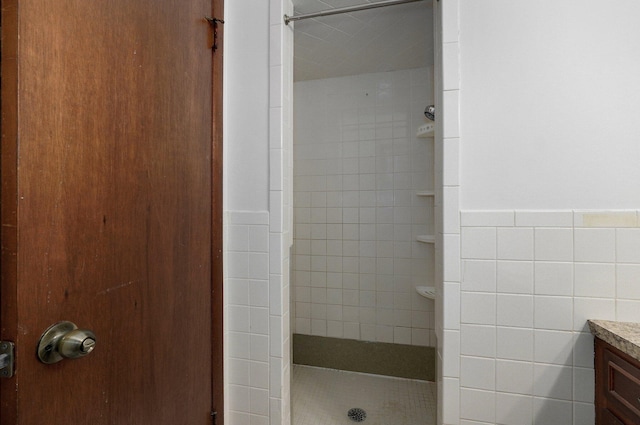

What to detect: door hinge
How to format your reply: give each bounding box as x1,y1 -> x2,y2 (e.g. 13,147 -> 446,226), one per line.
0,341 -> 15,378
211,411 -> 217,425
205,16 -> 224,52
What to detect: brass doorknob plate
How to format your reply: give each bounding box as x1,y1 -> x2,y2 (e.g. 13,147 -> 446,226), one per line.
37,321 -> 97,364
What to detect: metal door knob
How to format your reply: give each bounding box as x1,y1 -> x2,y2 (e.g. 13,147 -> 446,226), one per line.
37,321 -> 97,364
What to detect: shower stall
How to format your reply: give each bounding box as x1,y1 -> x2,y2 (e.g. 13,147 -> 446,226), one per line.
290,0 -> 437,423
292,68 -> 436,365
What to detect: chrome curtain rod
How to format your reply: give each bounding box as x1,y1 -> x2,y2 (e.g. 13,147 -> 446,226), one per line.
284,0 -> 425,25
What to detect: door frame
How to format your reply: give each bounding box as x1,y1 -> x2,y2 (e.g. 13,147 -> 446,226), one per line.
0,1 -> 20,419
211,0 -> 225,423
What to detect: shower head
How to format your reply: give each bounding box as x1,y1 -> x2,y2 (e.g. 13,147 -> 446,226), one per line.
424,105 -> 435,121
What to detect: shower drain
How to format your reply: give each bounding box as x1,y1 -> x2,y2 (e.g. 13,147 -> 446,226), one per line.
347,408 -> 367,422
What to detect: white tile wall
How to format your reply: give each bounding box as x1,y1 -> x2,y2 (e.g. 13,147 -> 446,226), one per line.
437,0 -> 461,423
292,68 -> 436,347
459,209 -> 640,425
226,211 -> 272,425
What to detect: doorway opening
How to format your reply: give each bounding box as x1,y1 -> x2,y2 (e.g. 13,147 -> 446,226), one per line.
289,1 -> 437,423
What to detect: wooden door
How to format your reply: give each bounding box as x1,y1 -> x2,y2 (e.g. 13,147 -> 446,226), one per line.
0,0 -> 224,424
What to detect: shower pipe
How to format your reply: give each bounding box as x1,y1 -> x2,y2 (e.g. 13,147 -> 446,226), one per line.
284,0 -> 426,25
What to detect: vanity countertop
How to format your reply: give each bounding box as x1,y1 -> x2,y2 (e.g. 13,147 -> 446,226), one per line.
588,319 -> 640,362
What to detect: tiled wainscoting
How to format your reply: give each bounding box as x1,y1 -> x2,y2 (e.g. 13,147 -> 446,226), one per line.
224,211 -> 291,425
456,210 -> 640,424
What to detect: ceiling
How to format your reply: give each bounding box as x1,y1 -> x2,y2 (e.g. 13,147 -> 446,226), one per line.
291,0 -> 434,81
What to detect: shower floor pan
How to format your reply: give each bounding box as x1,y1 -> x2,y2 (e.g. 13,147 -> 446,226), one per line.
292,365 -> 436,425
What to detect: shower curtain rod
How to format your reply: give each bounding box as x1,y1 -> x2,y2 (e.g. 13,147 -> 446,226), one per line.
284,0 -> 426,25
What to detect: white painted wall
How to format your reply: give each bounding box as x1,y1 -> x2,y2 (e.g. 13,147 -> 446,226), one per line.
459,0 -> 640,210
224,0 -> 270,212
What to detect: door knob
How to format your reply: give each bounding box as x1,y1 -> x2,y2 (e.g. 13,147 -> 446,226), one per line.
37,321 -> 97,364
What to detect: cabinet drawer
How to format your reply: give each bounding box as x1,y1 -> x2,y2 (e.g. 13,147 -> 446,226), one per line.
606,356 -> 640,415
604,350 -> 640,419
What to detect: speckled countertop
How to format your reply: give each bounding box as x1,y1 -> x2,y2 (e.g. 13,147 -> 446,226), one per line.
588,319 -> 640,362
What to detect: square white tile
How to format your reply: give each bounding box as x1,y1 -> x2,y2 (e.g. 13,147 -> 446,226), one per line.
496,359 -> 533,395
497,228 -> 534,261
534,228 -> 573,261
574,228 -> 615,263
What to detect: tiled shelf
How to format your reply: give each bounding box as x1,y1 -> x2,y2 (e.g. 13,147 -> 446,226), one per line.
416,286 -> 436,300
416,123 -> 435,138
416,191 -> 435,197
416,235 -> 435,244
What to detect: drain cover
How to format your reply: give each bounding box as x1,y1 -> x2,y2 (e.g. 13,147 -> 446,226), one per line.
347,408 -> 367,422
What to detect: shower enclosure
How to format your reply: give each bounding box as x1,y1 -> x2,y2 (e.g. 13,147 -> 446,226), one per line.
290,0 -> 437,389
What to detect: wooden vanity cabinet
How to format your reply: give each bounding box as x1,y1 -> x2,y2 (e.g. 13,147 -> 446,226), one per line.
595,337 -> 640,424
